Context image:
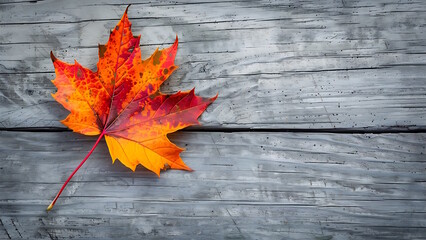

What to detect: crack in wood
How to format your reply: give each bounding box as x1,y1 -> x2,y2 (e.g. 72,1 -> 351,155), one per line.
10,219 -> 22,239
0,219 -> 12,240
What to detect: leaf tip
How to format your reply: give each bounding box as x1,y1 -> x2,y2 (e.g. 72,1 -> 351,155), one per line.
50,51 -> 57,63
181,164 -> 193,172
125,4 -> 131,14
211,92 -> 219,101
172,35 -> 179,50
98,44 -> 107,58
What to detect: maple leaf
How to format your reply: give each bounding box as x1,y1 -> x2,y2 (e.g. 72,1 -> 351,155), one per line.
47,6 -> 216,211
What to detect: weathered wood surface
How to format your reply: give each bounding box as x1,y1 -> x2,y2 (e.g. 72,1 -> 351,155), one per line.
1,0 -> 426,129
1,1 -> 426,240
0,131 -> 425,239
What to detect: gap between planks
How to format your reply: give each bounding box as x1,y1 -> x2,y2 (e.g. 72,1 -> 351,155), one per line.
0,126 -> 425,134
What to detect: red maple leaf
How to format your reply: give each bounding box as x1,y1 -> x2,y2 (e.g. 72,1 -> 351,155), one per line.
47,6 -> 216,211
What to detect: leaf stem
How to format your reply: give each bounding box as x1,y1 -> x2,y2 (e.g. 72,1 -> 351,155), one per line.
47,130 -> 106,211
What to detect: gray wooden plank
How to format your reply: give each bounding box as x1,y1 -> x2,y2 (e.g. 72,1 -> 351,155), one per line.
0,131 -> 425,239
1,0 -> 426,129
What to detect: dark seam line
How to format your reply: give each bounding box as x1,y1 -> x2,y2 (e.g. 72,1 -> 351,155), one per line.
0,127 -> 425,134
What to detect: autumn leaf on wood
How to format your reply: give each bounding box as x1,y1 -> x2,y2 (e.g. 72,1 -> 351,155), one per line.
47,6 -> 216,211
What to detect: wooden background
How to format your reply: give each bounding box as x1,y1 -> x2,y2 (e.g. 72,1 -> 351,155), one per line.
0,0 -> 425,239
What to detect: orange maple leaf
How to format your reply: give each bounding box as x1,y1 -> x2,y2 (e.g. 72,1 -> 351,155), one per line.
47,6 -> 216,211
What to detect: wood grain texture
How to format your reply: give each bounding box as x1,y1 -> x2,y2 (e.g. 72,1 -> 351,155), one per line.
0,131 -> 425,239
0,0 -> 425,129
1,1 -> 426,240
